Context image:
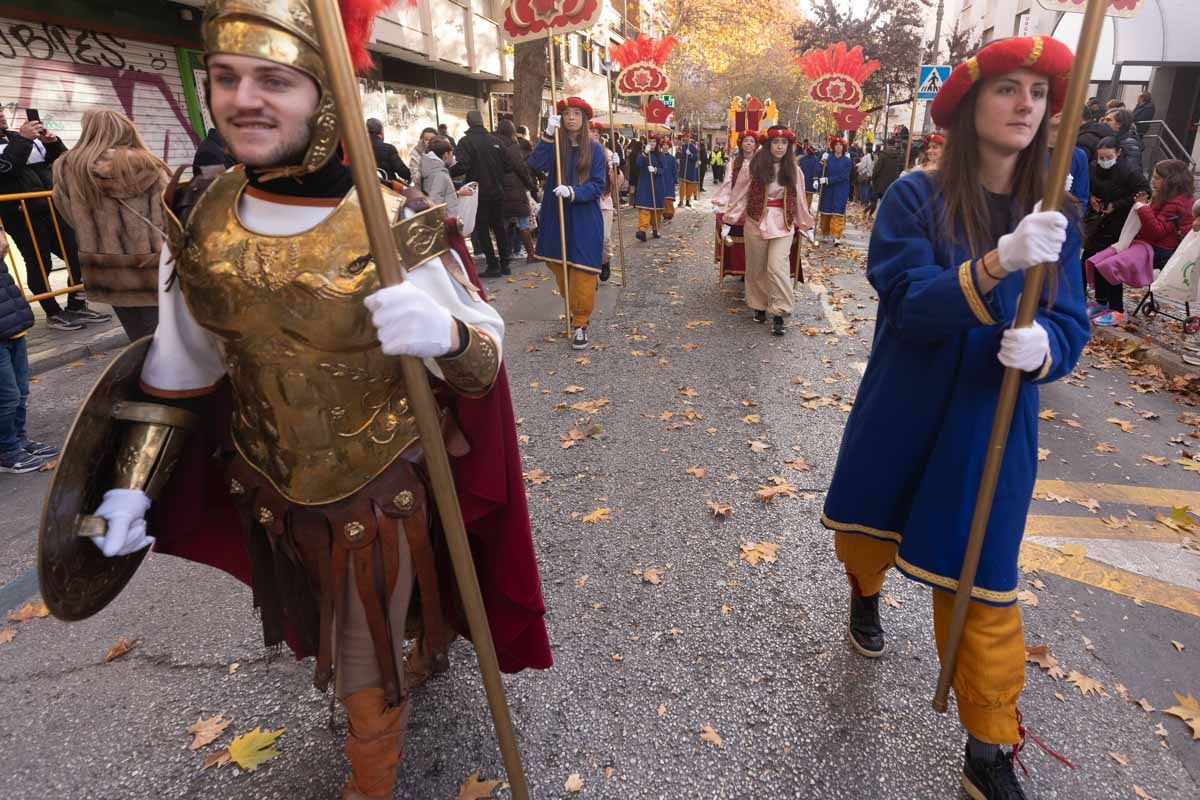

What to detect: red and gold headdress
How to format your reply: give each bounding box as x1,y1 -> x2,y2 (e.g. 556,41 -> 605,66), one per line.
608,35 -> 677,96
930,36 -> 1073,129
557,96 -> 595,118
795,42 -> 880,108
765,125 -> 796,145
925,133 -> 946,146
827,135 -> 847,150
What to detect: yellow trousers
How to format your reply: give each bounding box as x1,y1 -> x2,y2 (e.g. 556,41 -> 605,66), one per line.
679,180 -> 699,203
664,197 -> 675,218
547,261 -> 598,329
834,531 -> 1025,744
819,212 -> 845,239
637,208 -> 661,233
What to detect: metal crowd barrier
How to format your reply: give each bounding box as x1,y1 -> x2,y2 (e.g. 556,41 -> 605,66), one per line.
0,189 -> 83,302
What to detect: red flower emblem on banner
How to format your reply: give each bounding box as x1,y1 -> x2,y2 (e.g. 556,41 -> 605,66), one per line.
833,107 -> 868,131
811,75 -> 864,108
502,0 -> 604,43
643,99 -> 670,125
616,63 -> 669,96
1035,0 -> 1144,18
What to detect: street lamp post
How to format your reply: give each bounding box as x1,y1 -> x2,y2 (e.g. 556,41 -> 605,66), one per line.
921,0 -> 945,134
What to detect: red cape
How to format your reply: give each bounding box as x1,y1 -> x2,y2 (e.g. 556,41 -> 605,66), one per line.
150,221 -> 552,673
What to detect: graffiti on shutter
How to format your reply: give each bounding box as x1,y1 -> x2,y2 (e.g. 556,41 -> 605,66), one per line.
0,18 -> 200,169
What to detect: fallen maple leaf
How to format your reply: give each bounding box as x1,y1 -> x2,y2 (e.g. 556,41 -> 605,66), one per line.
104,637 -> 138,663
1106,417 -> 1136,433
7,600 -> 49,623
1095,442 -> 1119,454
747,440 -> 771,453
1176,458 -> 1200,474
741,414 -> 761,425
679,342 -> 699,351
1109,751 -> 1130,766
188,714 -> 232,750
1133,786 -> 1156,800
706,500 -> 733,518
1162,693 -> 1200,740
1067,670 -> 1108,698
657,703 -> 667,717
685,320 -> 713,329
0,627 -> 15,645
699,723 -> 723,748
575,575 -> 589,588
1171,640 -> 1185,652
882,594 -> 903,608
1017,590 -> 1039,607
783,457 -> 812,471
1100,516 -> 1129,530
569,398 -> 611,413
1037,448 -> 1050,462
640,567 -> 665,585
1038,409 -> 1059,420
740,541 -> 778,567
564,773 -> 585,793
1138,698 -> 1155,712
755,479 -> 797,504
523,468 -> 552,485
227,726 -> 284,771
686,466 -> 707,478
1141,455 -> 1170,466
456,769 -> 503,800
202,749 -> 232,770
679,387 -> 700,398
582,508 -> 611,524
563,385 -> 586,394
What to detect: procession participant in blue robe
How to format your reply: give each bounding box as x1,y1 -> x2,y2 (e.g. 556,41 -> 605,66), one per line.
634,134 -> 667,241
529,96 -> 607,351
798,144 -> 821,208
677,133 -> 701,207
661,137 -> 678,220
821,36 -> 1088,800
1048,111 -> 1090,207
816,136 -> 852,245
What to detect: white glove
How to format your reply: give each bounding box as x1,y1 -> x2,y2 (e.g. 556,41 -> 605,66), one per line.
553,184 -> 572,199
811,179 -> 819,190
608,152 -> 620,166
365,282 -> 455,358
648,166 -> 658,174
998,320 -> 1049,372
821,152 -> 829,162
997,206 -> 1068,273
1064,174 -> 1074,194
820,177 -> 829,185
90,489 -> 154,558
721,224 -> 731,238
544,114 -> 561,137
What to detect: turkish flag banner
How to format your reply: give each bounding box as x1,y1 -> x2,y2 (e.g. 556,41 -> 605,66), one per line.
502,0 -> 604,43
643,99 -> 670,125
1036,0 -> 1144,17
833,107 -> 868,131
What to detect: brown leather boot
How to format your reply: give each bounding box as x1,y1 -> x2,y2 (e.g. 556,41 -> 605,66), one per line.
342,688 -> 410,800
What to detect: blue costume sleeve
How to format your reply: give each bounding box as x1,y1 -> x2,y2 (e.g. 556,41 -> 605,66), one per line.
528,138 -> 556,176
569,142 -> 607,204
867,173 -> 1001,341
1031,220 -> 1091,384
1070,147 -> 1090,206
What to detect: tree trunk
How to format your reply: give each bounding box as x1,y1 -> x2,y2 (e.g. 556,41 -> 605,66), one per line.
513,40 -> 548,135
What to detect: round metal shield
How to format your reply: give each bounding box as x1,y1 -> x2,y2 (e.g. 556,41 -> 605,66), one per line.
37,337 -> 153,621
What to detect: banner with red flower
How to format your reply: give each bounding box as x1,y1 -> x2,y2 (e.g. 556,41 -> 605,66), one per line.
1035,0 -> 1144,18
795,42 -> 881,109
502,0 -> 604,43
643,98 -> 671,125
608,35 -> 676,97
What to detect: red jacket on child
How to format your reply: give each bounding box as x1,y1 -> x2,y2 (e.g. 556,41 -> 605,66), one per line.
1135,195 -> 1194,250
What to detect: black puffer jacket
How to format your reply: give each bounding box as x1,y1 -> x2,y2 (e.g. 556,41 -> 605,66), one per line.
1084,158 -> 1149,254
453,125 -> 505,198
498,136 -> 537,219
0,267 -> 34,340
1076,121 -> 1114,162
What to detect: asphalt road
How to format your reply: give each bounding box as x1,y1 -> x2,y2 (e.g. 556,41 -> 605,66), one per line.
0,202 -> 1197,800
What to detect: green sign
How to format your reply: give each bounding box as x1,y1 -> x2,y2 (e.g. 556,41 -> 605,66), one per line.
661,94 -> 675,108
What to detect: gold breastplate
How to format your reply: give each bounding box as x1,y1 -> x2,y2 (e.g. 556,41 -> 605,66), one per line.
173,169 -> 416,506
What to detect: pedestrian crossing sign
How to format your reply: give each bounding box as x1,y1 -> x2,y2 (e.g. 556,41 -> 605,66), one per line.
917,65 -> 951,101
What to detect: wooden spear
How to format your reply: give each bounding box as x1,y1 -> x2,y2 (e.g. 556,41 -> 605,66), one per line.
933,0 -> 1111,713
309,2 -> 530,795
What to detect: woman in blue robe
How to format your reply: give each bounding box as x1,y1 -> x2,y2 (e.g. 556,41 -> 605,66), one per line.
633,135 -> 667,240
816,137 -> 852,245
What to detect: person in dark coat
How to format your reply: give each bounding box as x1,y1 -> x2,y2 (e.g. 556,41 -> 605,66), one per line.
454,110 -> 510,276
697,140 -> 709,191
625,139 -> 643,202
496,120 -> 539,264
1101,109 -> 1142,174
1075,114 -> 1114,162
366,118 -> 411,184
193,127 -> 236,176
1132,92 -> 1155,128
1083,136 -> 1149,320
868,141 -> 901,217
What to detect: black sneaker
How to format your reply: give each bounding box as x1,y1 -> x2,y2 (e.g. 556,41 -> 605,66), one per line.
571,327 -> 588,350
600,263 -> 611,282
479,267 -> 503,278
772,316 -> 785,336
23,440 -> 59,458
752,309 -> 766,324
68,307 -> 112,324
849,590 -> 884,657
47,314 -> 84,332
500,262 -> 512,276
962,745 -> 1027,800
652,231 -> 661,239
0,451 -> 46,474
636,230 -> 647,242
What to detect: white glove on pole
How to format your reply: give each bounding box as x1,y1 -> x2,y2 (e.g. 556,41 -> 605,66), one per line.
1064,173 -> 1074,194
721,224 -> 731,238
553,184 -> 572,199
811,179 -> 819,190
544,114 -> 561,137
648,166 -> 658,174
365,282 -> 455,358
90,489 -> 154,557
609,152 -> 620,166
820,177 -> 828,185
998,320 -> 1049,372
997,205 -> 1068,273
821,152 -> 829,162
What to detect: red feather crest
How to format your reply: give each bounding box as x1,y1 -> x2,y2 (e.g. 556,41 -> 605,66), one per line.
608,34 -> 677,70
339,0 -> 408,72
795,42 -> 880,108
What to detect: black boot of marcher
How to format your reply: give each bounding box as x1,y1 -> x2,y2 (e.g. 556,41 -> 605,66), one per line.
752,309 -> 766,324
771,316 -> 785,336
600,263 -> 611,282
848,589 -> 884,657
961,745 -> 1027,800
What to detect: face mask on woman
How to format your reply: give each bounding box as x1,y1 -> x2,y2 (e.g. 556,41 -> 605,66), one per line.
1098,157 -> 1117,170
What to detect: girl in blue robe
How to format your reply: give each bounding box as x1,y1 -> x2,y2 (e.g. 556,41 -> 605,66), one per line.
816,137 -> 852,244
820,36 -> 1089,798
634,136 -> 667,240
661,145 -> 678,220
677,138 -> 700,206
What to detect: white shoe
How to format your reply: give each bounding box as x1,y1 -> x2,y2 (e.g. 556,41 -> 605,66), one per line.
833,238 -> 841,246
804,229 -> 816,244
571,327 -> 588,350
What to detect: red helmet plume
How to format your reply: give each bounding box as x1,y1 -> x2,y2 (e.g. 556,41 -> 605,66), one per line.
340,0 -> 410,72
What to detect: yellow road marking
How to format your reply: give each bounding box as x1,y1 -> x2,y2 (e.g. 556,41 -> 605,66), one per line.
1019,541 -> 1200,618
1025,514 -> 1184,543
1034,479 -> 1200,510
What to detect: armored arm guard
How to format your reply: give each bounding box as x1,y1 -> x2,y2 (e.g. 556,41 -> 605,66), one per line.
435,324 -> 500,397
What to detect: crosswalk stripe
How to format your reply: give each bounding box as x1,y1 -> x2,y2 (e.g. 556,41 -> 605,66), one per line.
1019,541 -> 1200,618
1025,514 -> 1184,542
1033,479 -> 1200,510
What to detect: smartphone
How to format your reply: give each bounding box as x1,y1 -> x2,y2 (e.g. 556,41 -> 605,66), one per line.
25,109 -> 39,122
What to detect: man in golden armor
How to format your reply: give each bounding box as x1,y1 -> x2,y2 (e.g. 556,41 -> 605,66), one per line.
60,1 -> 552,797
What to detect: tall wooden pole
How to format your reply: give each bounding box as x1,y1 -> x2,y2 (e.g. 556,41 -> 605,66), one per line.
310,3 -> 529,796
604,56 -> 627,285
546,31 -> 573,336
932,0 -> 1110,714
902,48 -> 922,172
